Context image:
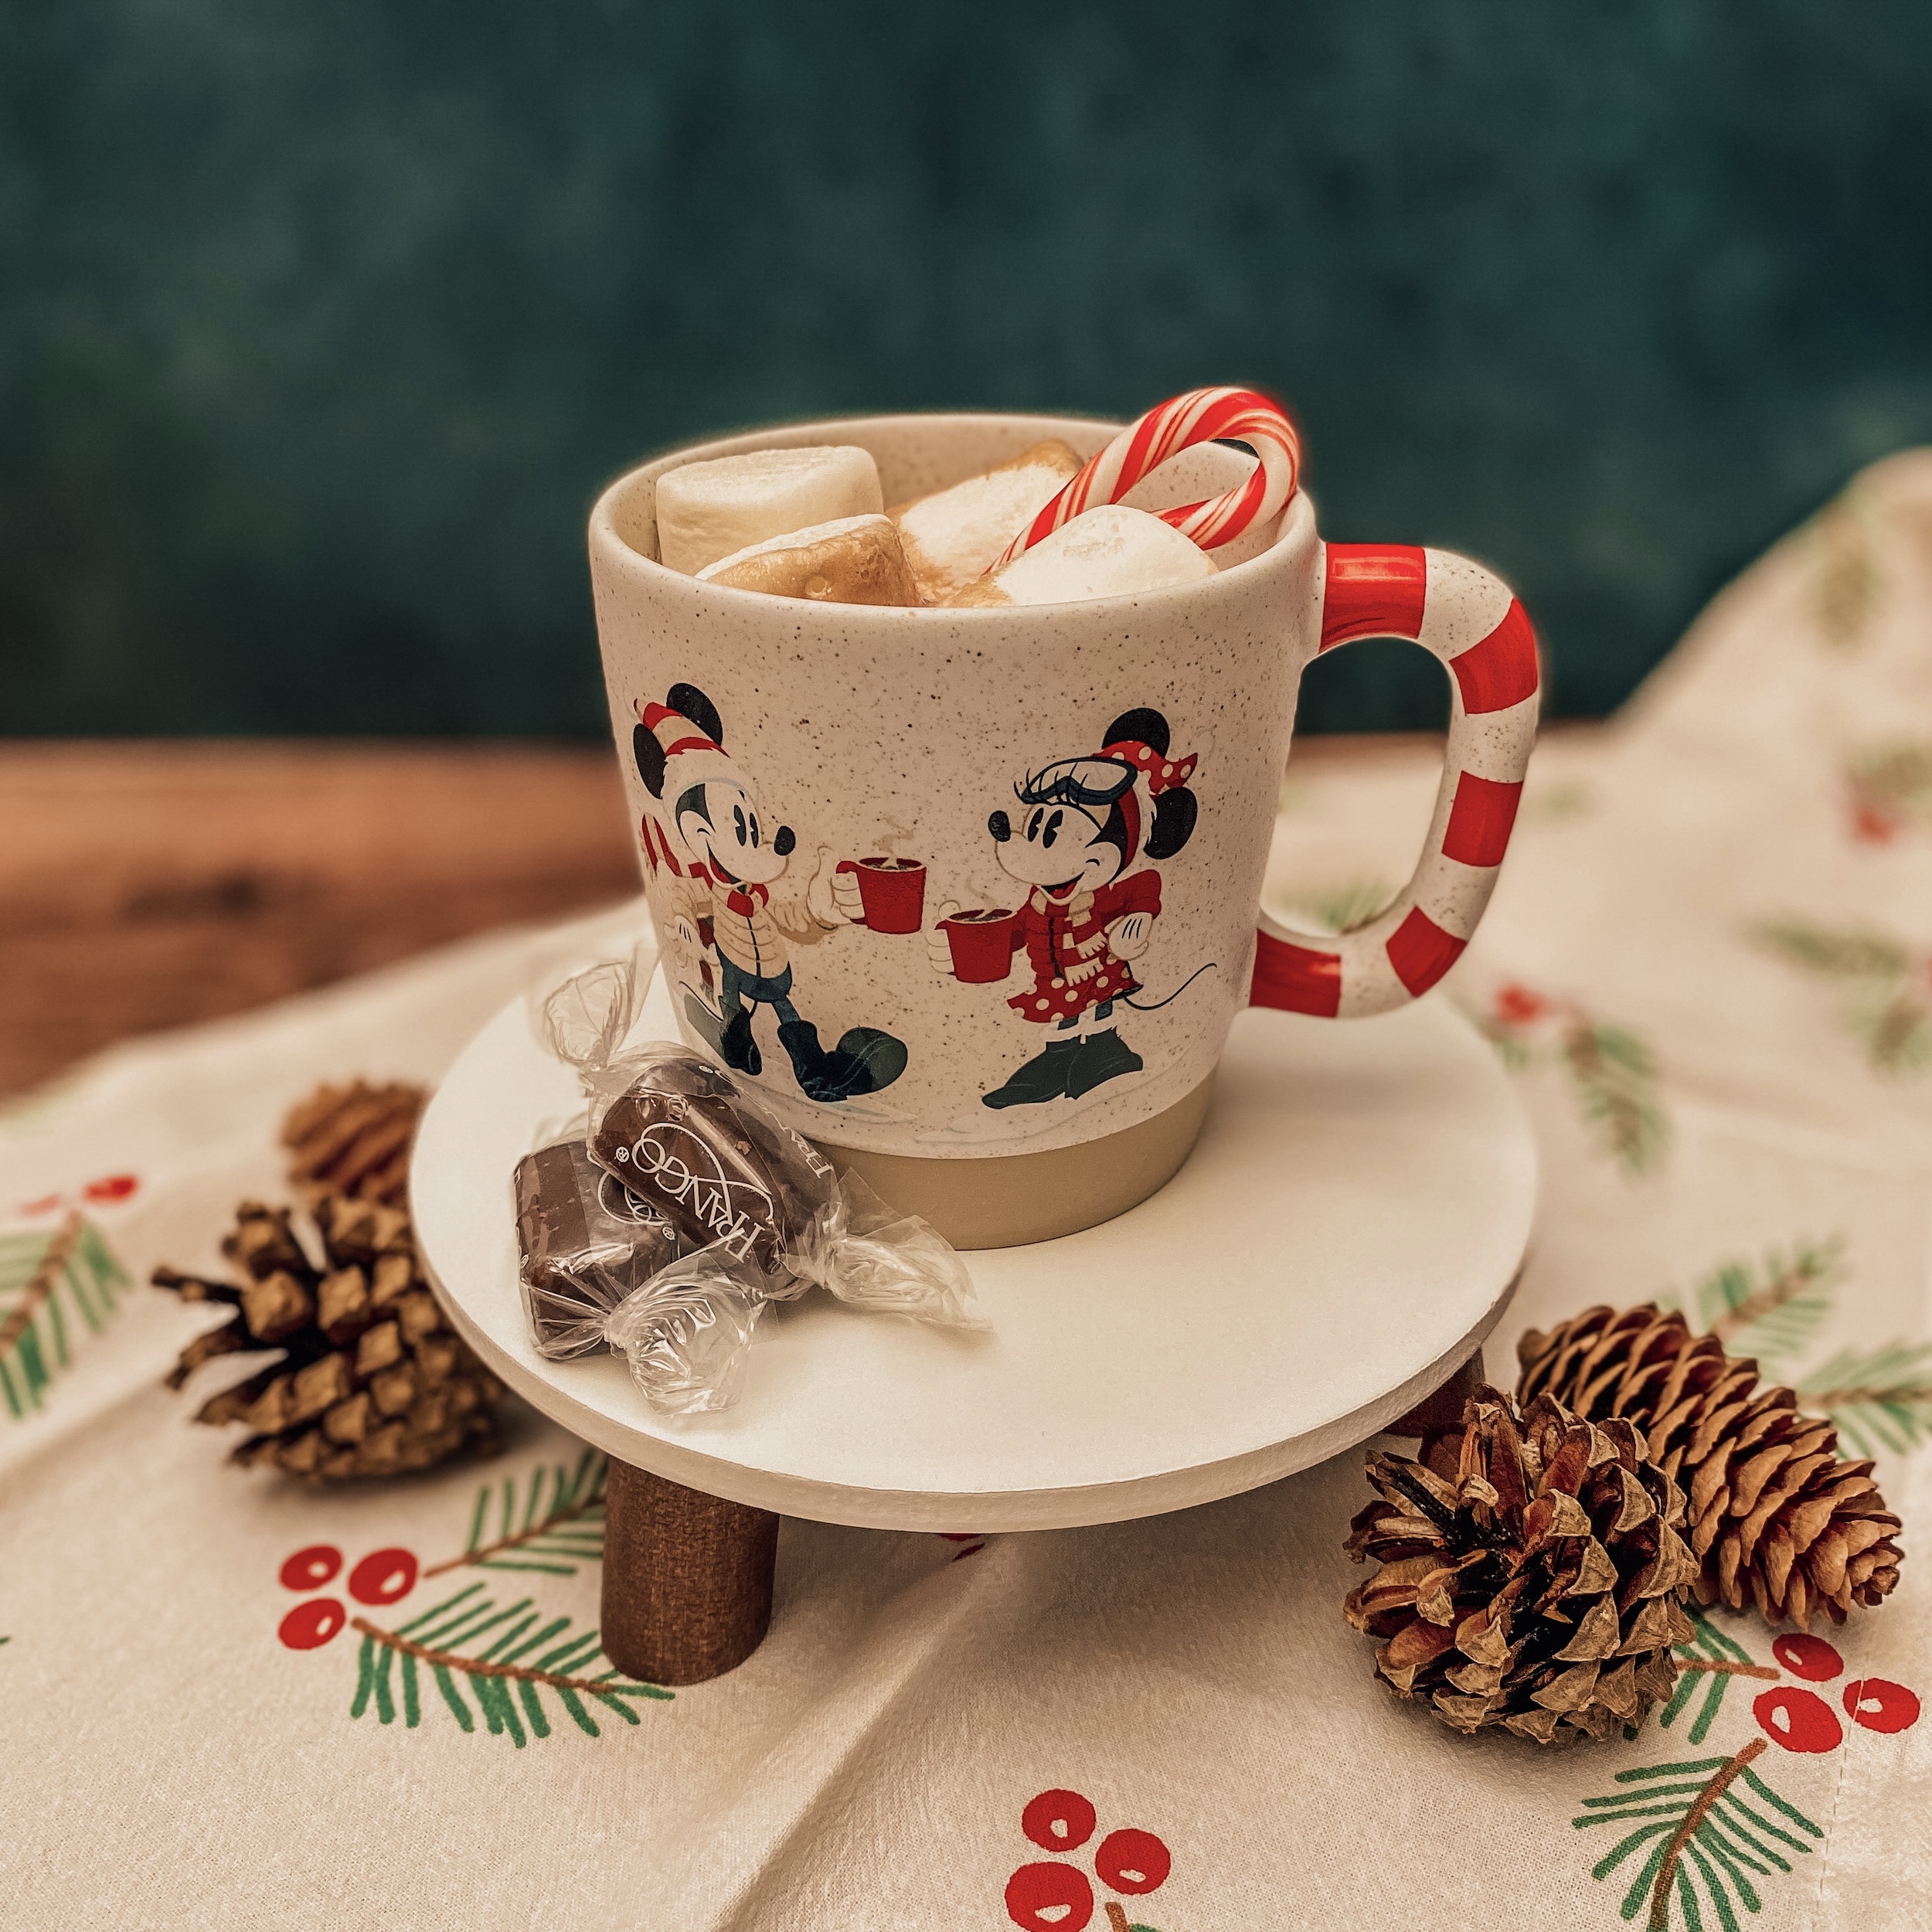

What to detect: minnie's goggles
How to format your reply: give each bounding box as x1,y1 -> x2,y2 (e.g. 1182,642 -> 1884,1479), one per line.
1015,757 -> 1138,810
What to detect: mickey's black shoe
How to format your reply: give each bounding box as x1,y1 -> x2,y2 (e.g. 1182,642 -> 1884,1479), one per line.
981,1036 -> 1080,1108
777,1021 -> 908,1102
719,1004 -> 761,1077
1065,1028 -> 1144,1098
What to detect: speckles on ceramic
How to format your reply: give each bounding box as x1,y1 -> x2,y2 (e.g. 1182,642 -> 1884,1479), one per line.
588,414 -> 1535,1159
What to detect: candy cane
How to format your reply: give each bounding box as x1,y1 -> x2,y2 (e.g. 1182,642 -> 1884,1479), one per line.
992,386 -> 1301,570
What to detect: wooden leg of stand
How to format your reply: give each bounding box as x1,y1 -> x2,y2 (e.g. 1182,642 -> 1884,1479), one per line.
1386,1349 -> 1486,1437
600,1460 -> 780,1685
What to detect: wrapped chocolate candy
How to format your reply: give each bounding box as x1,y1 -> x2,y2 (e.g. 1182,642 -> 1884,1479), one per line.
512,1140 -> 681,1359
587,1042 -> 986,1413
588,1049 -> 836,1299
528,954 -> 985,1416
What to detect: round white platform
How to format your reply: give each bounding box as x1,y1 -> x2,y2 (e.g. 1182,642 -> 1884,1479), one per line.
413,967 -> 1536,1532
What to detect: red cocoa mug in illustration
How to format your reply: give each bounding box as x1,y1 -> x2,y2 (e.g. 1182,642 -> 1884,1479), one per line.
834,855 -> 928,934
589,395 -> 1538,1246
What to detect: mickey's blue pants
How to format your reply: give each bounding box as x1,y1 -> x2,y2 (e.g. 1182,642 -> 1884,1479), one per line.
719,958 -> 802,1027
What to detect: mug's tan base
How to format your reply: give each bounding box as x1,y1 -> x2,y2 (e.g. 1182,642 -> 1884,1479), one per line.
815,1077 -> 1214,1249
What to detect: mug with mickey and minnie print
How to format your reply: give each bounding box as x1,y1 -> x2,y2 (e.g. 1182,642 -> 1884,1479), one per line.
589,411 -> 1537,1247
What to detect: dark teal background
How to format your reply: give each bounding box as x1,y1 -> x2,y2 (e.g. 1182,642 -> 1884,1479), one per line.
5,2 -> 1930,736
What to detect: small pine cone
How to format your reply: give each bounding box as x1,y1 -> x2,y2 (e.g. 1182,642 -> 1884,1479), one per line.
281,1080 -> 427,1206
1344,1386 -> 1699,1745
1517,1305 -> 1903,1630
152,1191 -> 500,1481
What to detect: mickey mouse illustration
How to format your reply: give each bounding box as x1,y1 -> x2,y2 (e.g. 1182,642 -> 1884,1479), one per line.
929,706 -> 1206,1108
634,684 -> 908,1104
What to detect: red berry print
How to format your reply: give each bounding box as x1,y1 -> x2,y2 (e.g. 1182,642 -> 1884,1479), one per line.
1771,1633 -> 1843,1682
1005,1861 -> 1094,1932
82,1173 -> 138,1203
1095,1828 -> 1171,1895
1850,801 -> 1898,844
1494,983 -> 1549,1026
1754,1686 -> 1844,1753
347,1547 -> 418,1607
1023,1788 -> 1098,1854
280,1545 -> 344,1591
1842,1679 -> 1921,1735
278,1598 -> 347,1650
1005,1785 -> 1172,1927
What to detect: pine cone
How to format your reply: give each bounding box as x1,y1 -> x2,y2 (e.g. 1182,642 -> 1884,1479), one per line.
153,1193 -> 501,1480
1344,1386 -> 1699,1744
281,1080 -> 427,1206
1516,1304 -> 1903,1630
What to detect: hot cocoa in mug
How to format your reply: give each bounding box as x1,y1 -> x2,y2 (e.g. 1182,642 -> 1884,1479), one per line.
937,906 -> 1022,985
590,409 -> 1538,1247
834,856 -> 927,934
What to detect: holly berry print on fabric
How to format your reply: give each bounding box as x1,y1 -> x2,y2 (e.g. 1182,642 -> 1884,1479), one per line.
1748,918 -> 1932,1075
1575,1608 -> 1919,1931
1276,876 -> 1396,939
1004,1788 -> 1172,1932
1576,1743 -> 1821,1932
0,1212 -> 130,1420
271,1450 -> 670,1747
436,1448 -> 607,1577
15,1172 -> 139,1219
1804,488 -> 1883,651
1796,1342 -> 1932,1460
1665,1236 -> 1844,1364
1471,981 -> 1669,1176
345,1579 -> 671,1744
1843,740 -> 1932,845
1659,1233 -> 1932,1459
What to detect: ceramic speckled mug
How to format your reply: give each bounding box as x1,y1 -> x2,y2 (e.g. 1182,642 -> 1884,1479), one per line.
588,413 -> 1538,1247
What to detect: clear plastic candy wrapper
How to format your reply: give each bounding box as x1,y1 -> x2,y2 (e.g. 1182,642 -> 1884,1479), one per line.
512,1139 -> 682,1360
532,957 -> 986,1415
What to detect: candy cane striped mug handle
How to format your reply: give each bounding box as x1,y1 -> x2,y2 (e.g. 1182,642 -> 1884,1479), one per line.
1250,544 -> 1539,1019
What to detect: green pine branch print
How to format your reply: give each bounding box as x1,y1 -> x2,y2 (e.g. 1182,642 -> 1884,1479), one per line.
349,1580 -> 671,1746
1797,1341 -> 1932,1458
424,1448 -> 607,1579
0,1213 -> 130,1420
1750,917 -> 1932,1075
1656,1612 -> 1778,1747
1468,985 -> 1670,1177
1280,876 -> 1397,937
1562,1021 -> 1669,1176
1691,1238 -> 1844,1366
1808,489 -> 1881,650
1575,1741 -> 1822,1932
1846,740 -> 1932,843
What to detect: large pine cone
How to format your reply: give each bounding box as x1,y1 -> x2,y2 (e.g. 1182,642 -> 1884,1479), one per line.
281,1080 -> 426,1206
1517,1304 -> 1903,1630
154,1194 -> 500,1479
1344,1387 -> 1698,1744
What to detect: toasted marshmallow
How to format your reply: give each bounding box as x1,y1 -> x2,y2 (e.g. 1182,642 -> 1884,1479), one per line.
889,440 -> 1083,600
698,514 -> 920,607
655,445 -> 883,575
954,504 -> 1216,607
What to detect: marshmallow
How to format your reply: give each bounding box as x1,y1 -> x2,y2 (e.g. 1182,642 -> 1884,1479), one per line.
889,440 -> 1083,600
698,514 -> 921,607
952,504 -> 1216,607
655,445 -> 884,575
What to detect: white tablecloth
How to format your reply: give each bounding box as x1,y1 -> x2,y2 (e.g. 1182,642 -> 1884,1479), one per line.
5,458 -> 1929,1930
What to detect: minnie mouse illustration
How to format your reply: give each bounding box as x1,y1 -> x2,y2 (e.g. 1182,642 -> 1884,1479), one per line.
929,706 -> 1207,1109
634,684 -> 908,1104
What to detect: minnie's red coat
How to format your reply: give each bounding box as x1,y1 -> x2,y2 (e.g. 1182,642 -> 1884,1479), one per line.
1005,870 -> 1162,1024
